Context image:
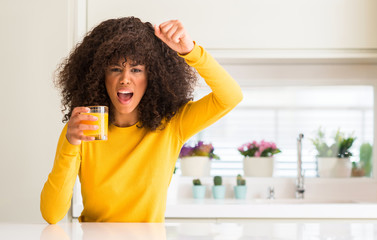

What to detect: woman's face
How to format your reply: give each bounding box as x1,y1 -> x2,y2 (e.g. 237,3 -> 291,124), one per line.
105,58 -> 148,123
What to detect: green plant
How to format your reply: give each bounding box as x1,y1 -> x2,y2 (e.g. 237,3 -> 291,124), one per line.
311,127 -> 337,157
193,179 -> 202,186
360,143 -> 373,177
236,174 -> 246,186
336,131 -> 356,158
311,127 -> 356,158
213,176 -> 222,186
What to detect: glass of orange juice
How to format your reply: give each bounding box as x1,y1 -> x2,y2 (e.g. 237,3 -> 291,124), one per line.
81,106 -> 108,141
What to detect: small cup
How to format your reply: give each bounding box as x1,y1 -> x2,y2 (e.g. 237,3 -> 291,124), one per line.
192,185 -> 206,199
81,106 -> 108,141
234,186 -> 247,199
212,186 -> 226,199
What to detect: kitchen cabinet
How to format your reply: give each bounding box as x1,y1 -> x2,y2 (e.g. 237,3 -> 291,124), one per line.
86,0 -> 377,50
72,176 -> 377,220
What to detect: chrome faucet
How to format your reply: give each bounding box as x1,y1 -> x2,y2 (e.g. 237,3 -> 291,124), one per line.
296,133 -> 305,199
267,186 -> 275,200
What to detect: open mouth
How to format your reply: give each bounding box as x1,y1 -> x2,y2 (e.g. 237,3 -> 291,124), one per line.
117,91 -> 134,104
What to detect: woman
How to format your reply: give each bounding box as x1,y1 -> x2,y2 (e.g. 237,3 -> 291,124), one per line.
41,17 -> 243,224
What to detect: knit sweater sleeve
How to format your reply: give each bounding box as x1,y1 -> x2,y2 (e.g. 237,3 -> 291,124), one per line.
40,124 -> 81,224
175,43 -> 243,143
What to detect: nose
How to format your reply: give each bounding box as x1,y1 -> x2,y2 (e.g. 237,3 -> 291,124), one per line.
119,70 -> 131,85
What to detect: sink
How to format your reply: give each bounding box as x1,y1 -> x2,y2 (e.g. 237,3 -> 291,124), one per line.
250,198 -> 358,204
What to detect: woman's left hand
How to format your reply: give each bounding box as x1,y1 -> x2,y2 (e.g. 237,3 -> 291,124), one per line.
154,20 -> 194,55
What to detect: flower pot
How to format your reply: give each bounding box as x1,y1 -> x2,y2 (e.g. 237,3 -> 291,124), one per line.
192,185 -> 206,199
243,157 -> 274,177
234,186 -> 247,199
180,156 -> 211,177
212,186 -> 225,199
317,157 -> 351,178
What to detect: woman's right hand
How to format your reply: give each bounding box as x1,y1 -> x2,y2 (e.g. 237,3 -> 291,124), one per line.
66,107 -> 98,145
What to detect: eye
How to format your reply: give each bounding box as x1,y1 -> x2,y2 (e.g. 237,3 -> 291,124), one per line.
131,68 -> 143,73
109,67 -> 122,73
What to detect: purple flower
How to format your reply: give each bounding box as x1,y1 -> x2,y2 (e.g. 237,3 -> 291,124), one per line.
179,141 -> 220,160
196,142 -> 213,154
179,145 -> 194,158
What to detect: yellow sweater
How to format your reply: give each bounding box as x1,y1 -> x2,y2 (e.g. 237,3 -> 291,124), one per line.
40,43 -> 243,224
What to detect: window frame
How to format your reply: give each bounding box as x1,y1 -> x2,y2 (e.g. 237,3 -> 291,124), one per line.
193,60 -> 377,183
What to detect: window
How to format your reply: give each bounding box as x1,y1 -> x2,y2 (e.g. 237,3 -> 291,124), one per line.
176,85 -> 374,178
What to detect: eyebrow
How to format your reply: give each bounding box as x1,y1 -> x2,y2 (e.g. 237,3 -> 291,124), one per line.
109,61 -> 144,67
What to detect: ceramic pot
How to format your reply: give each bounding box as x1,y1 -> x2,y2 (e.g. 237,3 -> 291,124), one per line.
192,185 -> 206,199
212,185 -> 226,199
317,157 -> 351,178
243,157 -> 274,177
180,156 -> 211,177
234,186 -> 247,199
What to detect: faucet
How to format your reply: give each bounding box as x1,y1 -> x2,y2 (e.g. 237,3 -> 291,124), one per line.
267,186 -> 275,200
296,133 -> 305,199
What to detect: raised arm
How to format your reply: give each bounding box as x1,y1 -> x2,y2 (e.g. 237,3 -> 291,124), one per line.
155,20 -> 243,142
177,44 -> 243,142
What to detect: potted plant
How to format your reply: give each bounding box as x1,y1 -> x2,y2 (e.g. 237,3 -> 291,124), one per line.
352,162 -> 365,177
359,143 -> 373,177
179,141 -> 220,177
352,143 -> 373,177
234,174 -> 247,199
192,179 -> 206,199
238,140 -> 281,177
212,176 -> 225,199
311,128 -> 356,178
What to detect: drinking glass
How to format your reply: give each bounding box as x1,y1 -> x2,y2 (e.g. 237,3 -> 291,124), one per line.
81,106 -> 108,140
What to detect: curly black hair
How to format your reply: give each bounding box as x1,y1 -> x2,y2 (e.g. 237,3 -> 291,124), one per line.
55,17 -> 197,130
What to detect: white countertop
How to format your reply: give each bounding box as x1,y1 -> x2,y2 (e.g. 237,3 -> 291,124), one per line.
165,199 -> 377,219
1,221 -> 377,240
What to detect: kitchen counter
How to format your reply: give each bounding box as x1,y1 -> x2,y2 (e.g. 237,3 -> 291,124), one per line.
166,199 -> 377,219
1,221 -> 377,240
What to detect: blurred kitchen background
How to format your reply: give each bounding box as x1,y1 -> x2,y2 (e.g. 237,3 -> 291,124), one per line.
1,0 -> 377,223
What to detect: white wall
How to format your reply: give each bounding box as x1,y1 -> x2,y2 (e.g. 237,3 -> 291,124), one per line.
87,0 -> 377,49
0,0 -> 73,223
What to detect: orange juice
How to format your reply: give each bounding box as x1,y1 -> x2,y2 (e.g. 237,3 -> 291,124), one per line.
81,112 -> 108,140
